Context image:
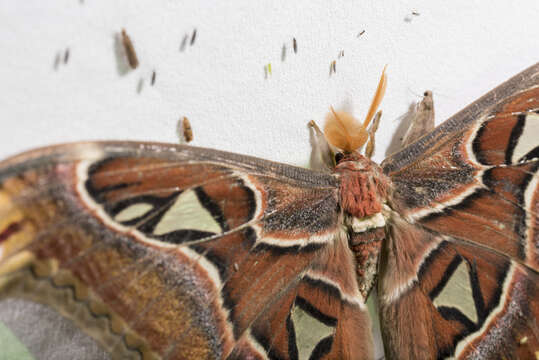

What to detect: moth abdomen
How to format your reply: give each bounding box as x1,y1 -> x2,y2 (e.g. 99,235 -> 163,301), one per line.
349,226 -> 385,299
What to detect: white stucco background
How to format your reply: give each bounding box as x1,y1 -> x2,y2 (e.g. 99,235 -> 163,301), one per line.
0,0 -> 538,358
1,1 -> 538,165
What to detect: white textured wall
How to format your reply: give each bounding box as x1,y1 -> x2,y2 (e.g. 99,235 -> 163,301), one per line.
1,1 -> 538,165
0,0 -> 538,357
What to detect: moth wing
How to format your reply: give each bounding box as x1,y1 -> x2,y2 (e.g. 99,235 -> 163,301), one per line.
379,219 -> 538,359
0,142 -> 373,359
379,62 -> 539,358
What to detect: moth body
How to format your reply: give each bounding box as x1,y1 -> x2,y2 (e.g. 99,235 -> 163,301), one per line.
335,152 -> 390,300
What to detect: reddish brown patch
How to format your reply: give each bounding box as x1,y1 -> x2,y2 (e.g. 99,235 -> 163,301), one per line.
470,87 -> 539,165
336,154 -> 389,218
88,158 -> 232,203
0,221 -> 21,244
201,178 -> 254,229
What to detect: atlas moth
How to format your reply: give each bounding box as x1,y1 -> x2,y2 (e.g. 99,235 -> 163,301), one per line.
0,63 -> 537,360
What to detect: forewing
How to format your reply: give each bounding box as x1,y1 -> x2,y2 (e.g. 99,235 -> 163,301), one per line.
379,62 -> 539,358
0,142 -> 373,359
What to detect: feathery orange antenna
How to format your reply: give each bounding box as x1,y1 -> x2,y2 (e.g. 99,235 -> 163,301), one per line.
323,66 -> 388,153
363,65 -> 387,128
324,107 -> 368,152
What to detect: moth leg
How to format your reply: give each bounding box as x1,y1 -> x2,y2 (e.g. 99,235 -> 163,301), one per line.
176,116 -> 193,144
365,110 -> 382,159
308,120 -> 335,172
401,90 -> 434,148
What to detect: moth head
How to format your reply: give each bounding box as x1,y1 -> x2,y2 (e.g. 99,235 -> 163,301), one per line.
334,151 -> 345,164
334,151 -> 372,171
323,66 -> 387,155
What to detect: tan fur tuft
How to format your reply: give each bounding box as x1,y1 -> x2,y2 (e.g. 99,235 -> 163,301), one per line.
323,66 -> 387,153
324,107 -> 369,152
